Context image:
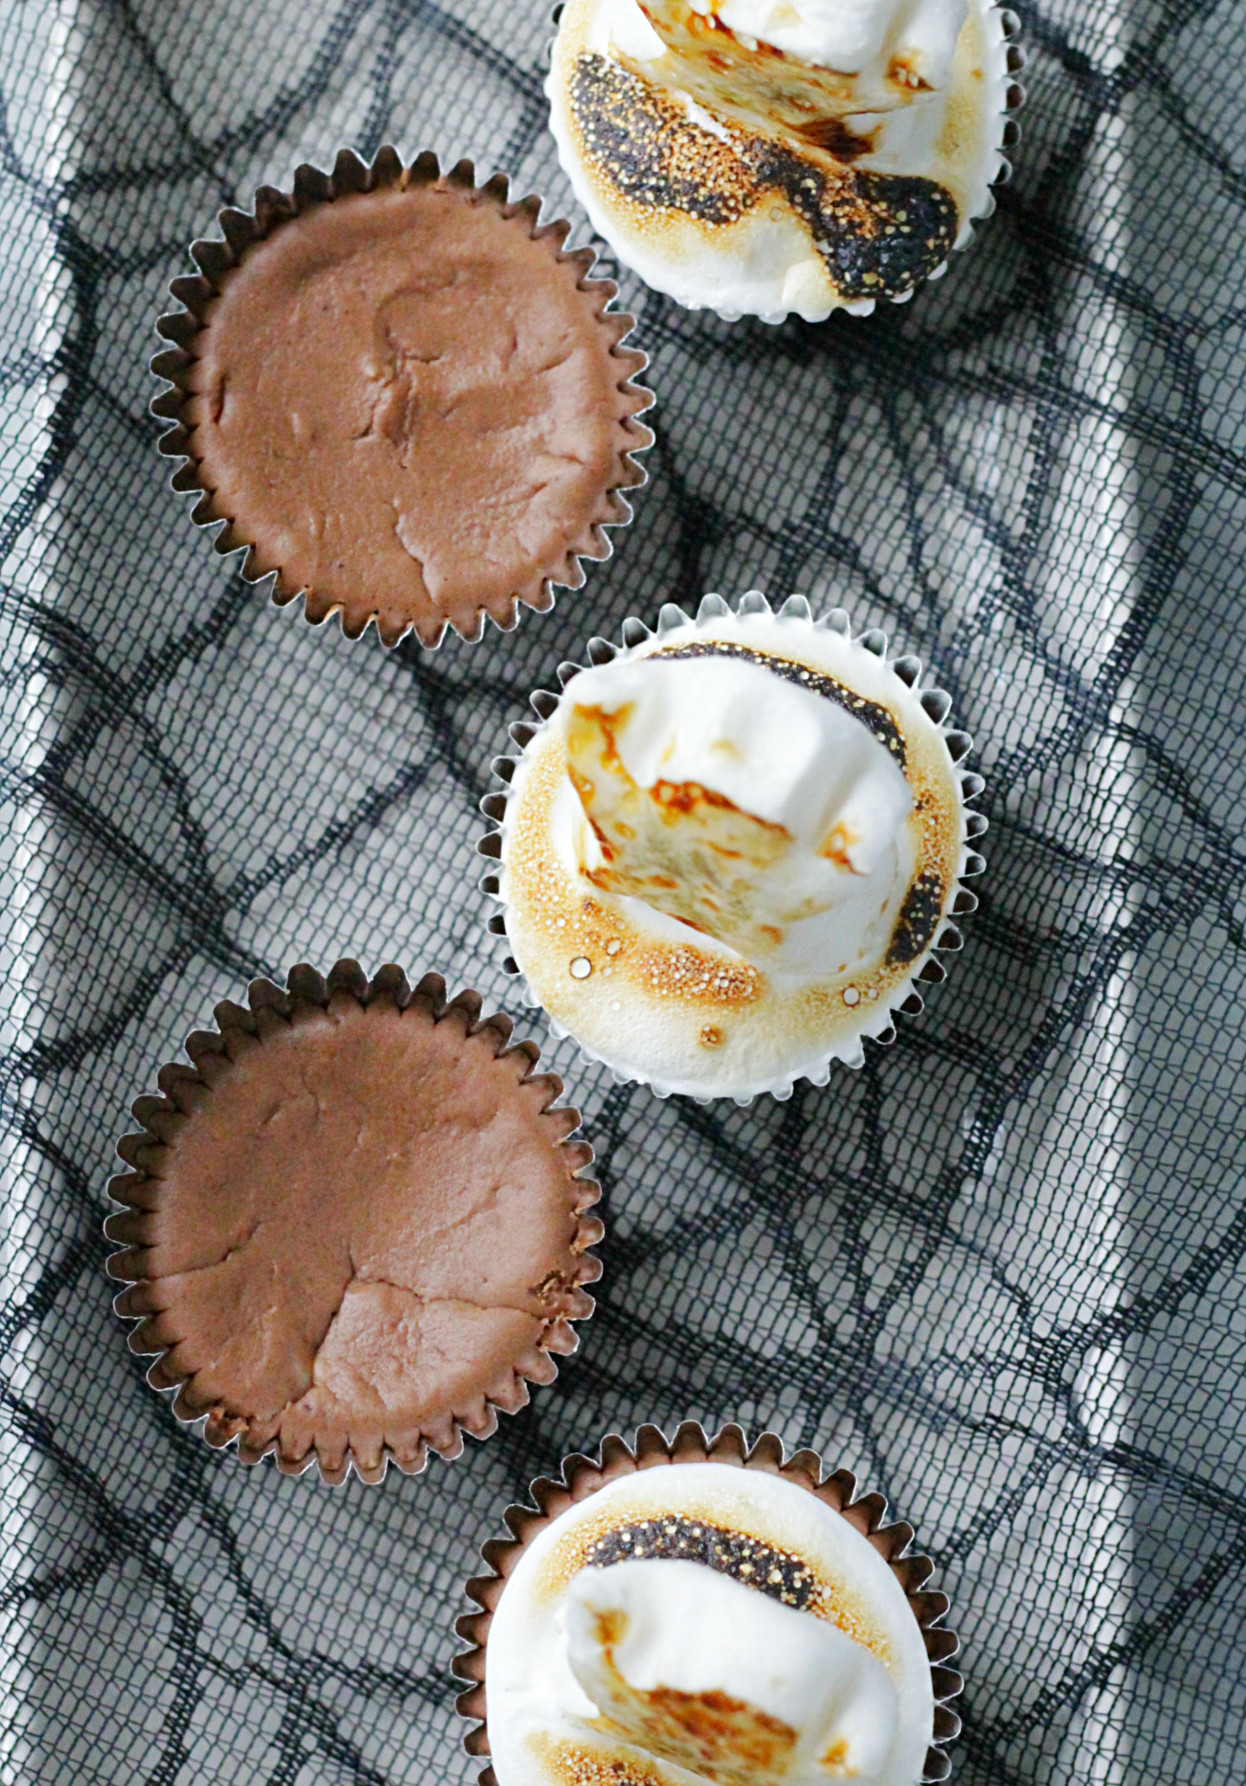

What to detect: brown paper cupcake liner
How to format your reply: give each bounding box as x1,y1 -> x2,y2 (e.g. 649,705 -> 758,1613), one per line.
151,146 -> 654,649
104,961 -> 603,1486
478,593 -> 987,1101
453,1420 -> 962,1782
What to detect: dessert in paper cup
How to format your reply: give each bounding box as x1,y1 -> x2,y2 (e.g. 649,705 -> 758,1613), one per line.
480,593 -> 985,1102
547,0 -> 1024,321
453,1421 -> 962,1784
151,147 -> 653,648
104,962 -> 603,1485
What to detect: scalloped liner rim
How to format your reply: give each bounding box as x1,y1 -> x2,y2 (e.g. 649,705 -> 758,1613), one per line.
451,1419 -> 964,1785
103,959 -> 603,1488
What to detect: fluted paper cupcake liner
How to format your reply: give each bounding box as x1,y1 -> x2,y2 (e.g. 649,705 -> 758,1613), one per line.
478,592 -> 987,1103
151,147 -> 654,648
453,1420 -> 962,1783
104,961 -> 603,1486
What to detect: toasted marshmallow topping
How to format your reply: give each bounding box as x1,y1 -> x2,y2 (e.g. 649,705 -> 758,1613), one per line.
566,1558 -> 901,1783
546,0 -> 1014,320
558,653 -> 914,991
484,1461 -> 936,1786
713,0 -> 967,87
499,605 -> 969,1098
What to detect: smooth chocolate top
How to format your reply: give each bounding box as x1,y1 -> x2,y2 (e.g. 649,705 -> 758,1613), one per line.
134,990 -> 594,1472
186,179 -> 641,645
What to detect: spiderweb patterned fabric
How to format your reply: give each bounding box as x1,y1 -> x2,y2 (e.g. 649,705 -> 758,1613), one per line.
1,0 -> 1244,1781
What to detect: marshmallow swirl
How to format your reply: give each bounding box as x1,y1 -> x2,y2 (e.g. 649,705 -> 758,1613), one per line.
561,651 -> 915,991
495,599 -> 974,1099
713,0 -> 968,87
546,0 -> 1017,320
566,1559 -> 902,1783
482,1460 -> 937,1785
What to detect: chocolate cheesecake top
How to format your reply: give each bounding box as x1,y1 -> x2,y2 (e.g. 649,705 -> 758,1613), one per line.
106,968 -> 601,1483
180,168 -> 650,646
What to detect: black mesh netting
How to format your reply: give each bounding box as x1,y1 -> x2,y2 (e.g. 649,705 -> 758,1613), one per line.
2,0 -> 1244,1781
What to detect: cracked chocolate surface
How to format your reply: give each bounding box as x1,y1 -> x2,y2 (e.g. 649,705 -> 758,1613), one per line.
132,993 -> 591,1466
186,178 -> 641,646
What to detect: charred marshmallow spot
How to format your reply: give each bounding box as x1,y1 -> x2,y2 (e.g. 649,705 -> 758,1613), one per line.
567,51 -> 958,301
